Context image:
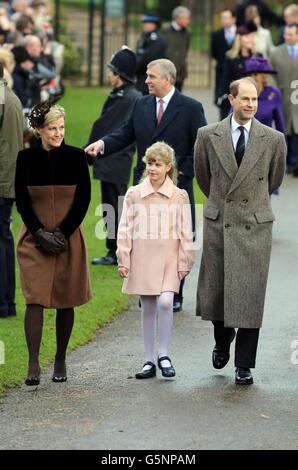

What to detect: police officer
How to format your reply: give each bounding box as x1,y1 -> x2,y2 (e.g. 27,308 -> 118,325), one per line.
136,14 -> 166,95
87,47 -> 141,266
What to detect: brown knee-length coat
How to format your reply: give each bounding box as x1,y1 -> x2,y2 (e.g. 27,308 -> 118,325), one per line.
116,176 -> 195,295
15,142 -> 92,308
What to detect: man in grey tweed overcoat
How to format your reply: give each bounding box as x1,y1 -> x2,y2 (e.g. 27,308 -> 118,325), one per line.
194,77 -> 286,385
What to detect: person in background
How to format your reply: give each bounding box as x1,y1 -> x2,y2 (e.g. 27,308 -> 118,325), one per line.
218,20 -> 258,119
117,142 -> 194,379
135,13 -> 166,95
15,101 -> 91,385
245,5 -> 273,58
270,23 -> 298,175
277,4 -> 298,45
211,9 -> 237,119
86,47 -> 140,266
162,5 -> 191,92
0,63 -> 23,318
235,0 -> 283,28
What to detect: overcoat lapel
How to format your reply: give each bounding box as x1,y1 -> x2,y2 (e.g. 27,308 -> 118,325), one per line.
209,117 -> 238,181
153,90 -> 181,139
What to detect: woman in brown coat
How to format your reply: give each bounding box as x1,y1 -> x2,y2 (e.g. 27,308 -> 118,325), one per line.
15,101 -> 91,386
117,142 -> 195,379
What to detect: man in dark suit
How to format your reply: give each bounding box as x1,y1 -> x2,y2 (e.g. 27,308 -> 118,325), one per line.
211,9 -> 236,120
85,58 -> 207,312
86,47 -> 141,266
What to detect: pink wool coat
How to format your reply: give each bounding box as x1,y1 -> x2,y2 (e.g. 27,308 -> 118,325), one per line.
116,176 -> 195,295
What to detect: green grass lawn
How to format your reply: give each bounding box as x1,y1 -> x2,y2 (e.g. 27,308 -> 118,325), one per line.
0,86 -> 205,397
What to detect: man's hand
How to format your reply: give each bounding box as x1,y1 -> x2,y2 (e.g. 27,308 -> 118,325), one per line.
118,267 -> 129,278
84,140 -> 104,157
178,271 -> 189,281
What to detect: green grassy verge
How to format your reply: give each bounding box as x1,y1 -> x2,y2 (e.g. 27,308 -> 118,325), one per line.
0,86 -> 205,397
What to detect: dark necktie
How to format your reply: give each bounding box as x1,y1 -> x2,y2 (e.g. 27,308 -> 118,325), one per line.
235,126 -> 245,167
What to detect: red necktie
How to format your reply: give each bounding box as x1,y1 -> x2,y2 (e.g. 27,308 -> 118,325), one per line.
157,99 -> 164,125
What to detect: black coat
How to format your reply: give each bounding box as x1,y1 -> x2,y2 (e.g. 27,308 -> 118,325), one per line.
136,30 -> 166,95
210,28 -> 234,104
101,89 -> 207,183
86,84 -> 140,185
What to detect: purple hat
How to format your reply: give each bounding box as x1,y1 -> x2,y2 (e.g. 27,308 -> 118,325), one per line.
237,21 -> 258,35
244,57 -> 277,75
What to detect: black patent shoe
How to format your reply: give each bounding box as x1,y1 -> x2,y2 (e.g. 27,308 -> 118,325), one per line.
235,367 -> 253,385
25,367 -> 41,386
52,359 -> 67,382
92,251 -> 117,265
212,329 -> 236,369
158,356 -> 176,378
135,361 -> 156,379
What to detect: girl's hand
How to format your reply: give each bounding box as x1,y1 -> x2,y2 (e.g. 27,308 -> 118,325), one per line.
178,271 -> 189,280
118,267 -> 129,278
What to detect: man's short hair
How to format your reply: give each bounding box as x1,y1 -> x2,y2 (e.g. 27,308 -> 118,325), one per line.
229,77 -> 258,97
172,6 -> 191,20
147,59 -> 177,84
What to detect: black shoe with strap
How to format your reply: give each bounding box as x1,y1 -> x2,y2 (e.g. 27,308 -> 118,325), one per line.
158,356 -> 176,378
135,361 -> 156,379
212,329 -> 236,369
25,366 -> 41,386
235,367 -> 253,385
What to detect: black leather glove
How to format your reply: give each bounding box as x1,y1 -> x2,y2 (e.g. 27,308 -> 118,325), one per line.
34,228 -> 64,256
53,227 -> 66,253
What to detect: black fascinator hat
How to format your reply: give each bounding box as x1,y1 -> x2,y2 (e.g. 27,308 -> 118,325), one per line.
29,97 -> 63,129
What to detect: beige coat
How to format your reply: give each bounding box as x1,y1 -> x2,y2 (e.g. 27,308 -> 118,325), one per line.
194,117 -> 286,328
116,176 -> 195,295
270,44 -> 298,134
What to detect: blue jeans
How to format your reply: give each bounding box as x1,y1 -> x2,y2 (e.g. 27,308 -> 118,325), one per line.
0,198 -> 16,317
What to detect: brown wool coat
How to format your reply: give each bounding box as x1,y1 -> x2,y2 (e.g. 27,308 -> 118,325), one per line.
194,117 -> 286,328
17,186 -> 91,309
116,176 -> 195,295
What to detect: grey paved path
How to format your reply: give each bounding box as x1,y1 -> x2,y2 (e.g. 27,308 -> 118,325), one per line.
0,90 -> 297,450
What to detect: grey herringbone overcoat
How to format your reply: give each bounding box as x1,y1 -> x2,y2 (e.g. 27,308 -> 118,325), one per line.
194,117 -> 286,328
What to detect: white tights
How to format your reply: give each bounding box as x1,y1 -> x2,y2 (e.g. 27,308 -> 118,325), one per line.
140,292 -> 174,369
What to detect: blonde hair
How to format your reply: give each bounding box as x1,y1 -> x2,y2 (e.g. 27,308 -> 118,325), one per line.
141,141 -> 177,183
43,105 -> 65,127
227,34 -> 257,59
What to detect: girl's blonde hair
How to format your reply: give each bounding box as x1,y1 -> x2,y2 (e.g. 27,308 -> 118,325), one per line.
227,34 -> 257,59
141,141 -> 177,184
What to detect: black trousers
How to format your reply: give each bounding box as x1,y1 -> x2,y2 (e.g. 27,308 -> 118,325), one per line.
212,321 -> 260,368
101,181 -> 127,253
0,198 -> 16,317
175,176 -> 195,302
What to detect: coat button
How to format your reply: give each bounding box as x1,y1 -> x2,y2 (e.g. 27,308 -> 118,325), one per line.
242,198 -> 248,203
225,224 -> 231,228
245,225 -> 251,230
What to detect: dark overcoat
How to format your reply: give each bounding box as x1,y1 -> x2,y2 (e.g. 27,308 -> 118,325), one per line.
194,117 -> 286,328
86,84 -> 141,185
101,89 -> 207,184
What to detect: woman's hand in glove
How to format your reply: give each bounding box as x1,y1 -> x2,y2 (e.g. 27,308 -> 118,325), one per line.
34,228 -> 65,256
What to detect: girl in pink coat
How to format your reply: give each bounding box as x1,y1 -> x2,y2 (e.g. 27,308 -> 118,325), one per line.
117,142 -> 195,379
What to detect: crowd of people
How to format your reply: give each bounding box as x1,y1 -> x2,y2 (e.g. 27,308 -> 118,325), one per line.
0,1 -> 297,387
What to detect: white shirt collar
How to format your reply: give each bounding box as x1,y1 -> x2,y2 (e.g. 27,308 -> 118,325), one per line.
155,86 -> 175,107
231,115 -> 252,134
171,20 -> 181,31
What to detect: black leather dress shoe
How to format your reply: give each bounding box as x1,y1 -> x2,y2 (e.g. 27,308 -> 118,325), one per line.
158,356 -> 175,378
173,300 -> 182,312
235,367 -> 253,385
92,254 -> 117,265
212,330 -> 236,369
135,361 -> 156,379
